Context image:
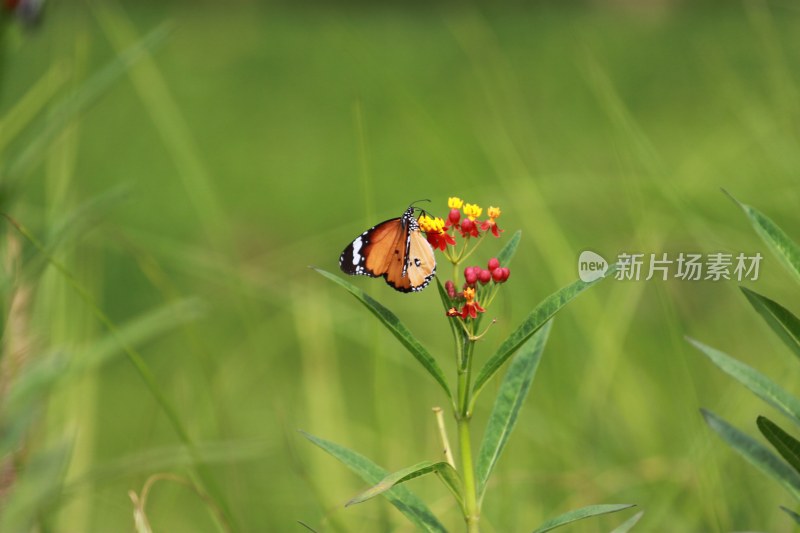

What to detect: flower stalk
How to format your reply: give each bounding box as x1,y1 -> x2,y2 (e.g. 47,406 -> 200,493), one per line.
421,197 -> 509,532
458,416 -> 480,533
457,342 -> 480,532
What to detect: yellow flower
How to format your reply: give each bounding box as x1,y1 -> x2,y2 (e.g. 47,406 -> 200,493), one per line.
463,203 -> 482,221
448,197 -> 464,209
418,214 -> 445,233
487,206 -> 502,220
463,286 -> 476,302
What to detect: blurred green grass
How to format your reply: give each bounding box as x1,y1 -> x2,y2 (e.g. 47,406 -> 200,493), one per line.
2,0 -> 800,531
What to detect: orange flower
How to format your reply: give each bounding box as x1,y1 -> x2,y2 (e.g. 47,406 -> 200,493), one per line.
460,287 -> 486,319
481,205 -> 503,237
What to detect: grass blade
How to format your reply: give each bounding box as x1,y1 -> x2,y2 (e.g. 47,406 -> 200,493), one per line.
725,190 -> 800,283
0,299 -> 204,438
740,287 -> 800,361
3,24 -> 172,187
758,416 -> 800,475
346,460 -> 462,509
531,503 -> 636,533
476,320 -> 552,502
781,506 -> 800,525
609,510 -> 645,533
3,216 -> 235,530
313,268 -> 452,400
4,215 -> 192,441
7,186 -> 132,291
497,229 -> 521,267
46,184 -> 131,246
0,64 -> 68,153
472,269 -> 612,401
300,431 -> 447,533
689,338 -> 800,426
61,438 -> 273,496
701,409 -> 800,500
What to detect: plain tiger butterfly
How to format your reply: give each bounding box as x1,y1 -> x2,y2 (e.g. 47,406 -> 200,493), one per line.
339,204 -> 436,292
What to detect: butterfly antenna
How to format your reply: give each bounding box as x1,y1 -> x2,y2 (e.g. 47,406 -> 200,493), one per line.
409,199 -> 431,214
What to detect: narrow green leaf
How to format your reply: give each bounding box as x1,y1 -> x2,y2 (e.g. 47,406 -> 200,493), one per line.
435,276 -> 453,311
345,461 -> 439,507
497,230 -> 522,267
2,298 -> 203,441
531,504 -> 636,533
725,190 -> 800,283
314,268 -> 452,400
46,184 -> 132,248
434,462 -> 464,510
758,416 -> 800,475
5,217 -> 234,529
297,521 -> 320,533
609,510 -> 645,533
0,65 -> 68,153
689,338 -> 800,426
300,432 -> 447,533
741,287 -> 800,361
347,460 -> 462,510
472,268 -> 613,400
61,438 -> 273,492
3,186 -> 133,296
701,409 -> 800,500
476,321 -> 552,502
781,506 -> 800,525
3,24 -> 172,186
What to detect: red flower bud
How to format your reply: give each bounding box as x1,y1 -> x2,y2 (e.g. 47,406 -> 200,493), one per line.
488,257 -> 500,271
445,280 -> 456,299
479,269 -> 491,284
491,267 -> 505,282
461,218 -> 474,233
465,266 -> 478,285
448,208 -> 461,225
501,267 -> 510,281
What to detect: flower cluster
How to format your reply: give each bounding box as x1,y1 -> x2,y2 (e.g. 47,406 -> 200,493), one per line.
444,197 -> 503,241
418,197 -> 505,258
420,197 -> 511,338
444,257 -> 511,320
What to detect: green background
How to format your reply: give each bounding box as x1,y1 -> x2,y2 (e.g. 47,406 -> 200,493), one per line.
2,1 -> 799,531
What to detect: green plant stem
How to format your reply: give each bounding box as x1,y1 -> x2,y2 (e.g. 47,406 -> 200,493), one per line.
458,417 -> 480,532
457,234 -> 487,264
457,341 -> 480,532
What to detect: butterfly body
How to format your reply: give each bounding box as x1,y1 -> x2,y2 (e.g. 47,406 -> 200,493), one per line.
339,206 -> 436,292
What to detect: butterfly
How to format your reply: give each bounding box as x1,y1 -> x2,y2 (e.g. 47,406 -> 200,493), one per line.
339,205 -> 436,292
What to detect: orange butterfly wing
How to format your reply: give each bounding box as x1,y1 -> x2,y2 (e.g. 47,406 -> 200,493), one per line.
339,206 -> 436,293
362,218 -> 409,277
384,229 -> 435,291
340,216 -> 405,276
